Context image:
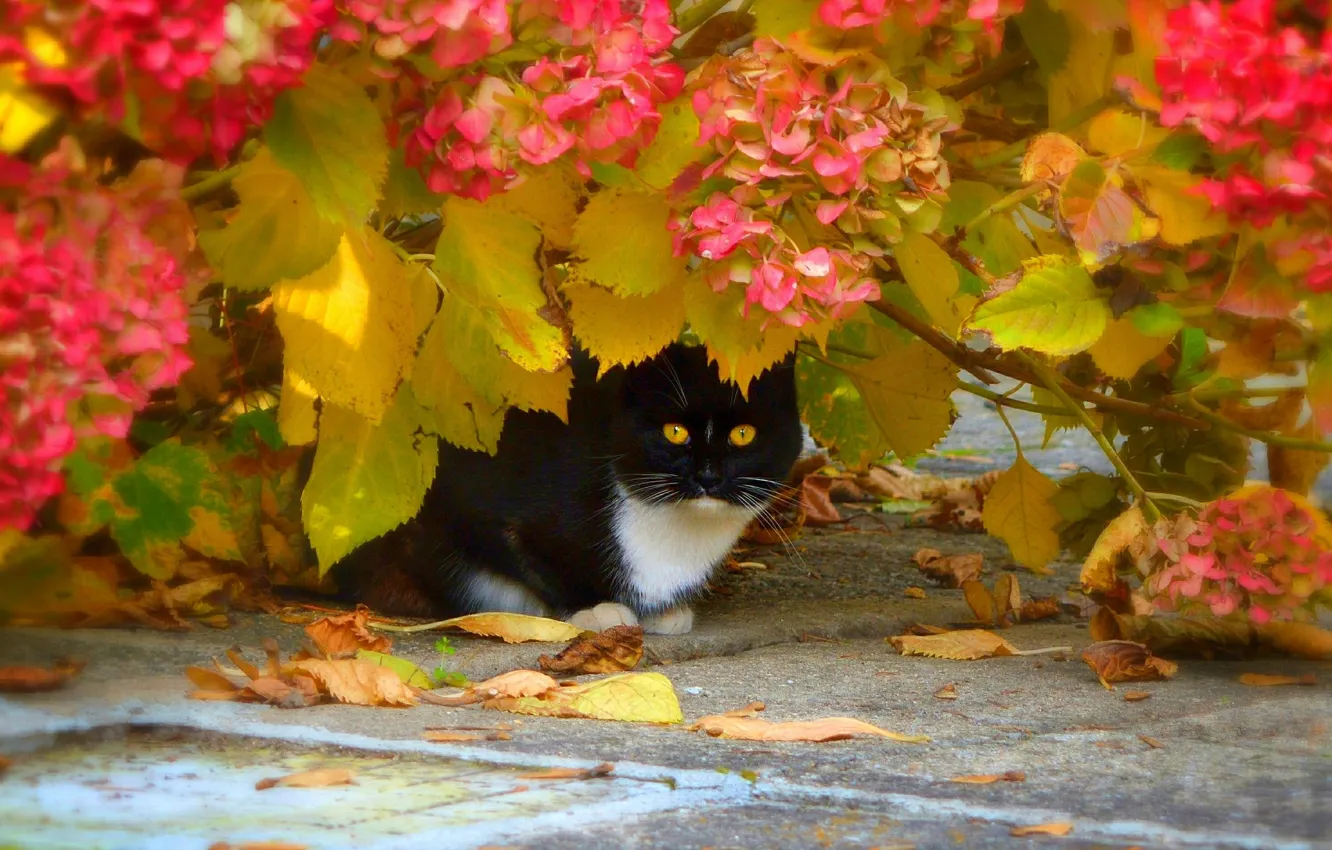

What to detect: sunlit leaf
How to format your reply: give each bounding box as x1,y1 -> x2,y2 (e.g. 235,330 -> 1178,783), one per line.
635,96 -> 710,190
1059,160 -> 1159,265
1079,505 -> 1147,594
688,715 -> 929,743
486,671 -> 684,723
1133,165 -> 1227,246
969,256 -> 1108,355
895,229 -> 973,338
490,164 -> 584,249
571,188 -> 687,296
564,275 -> 686,375
433,612 -> 582,644
1088,316 -> 1172,379
890,629 -> 1019,660
844,331 -> 957,460
982,456 -> 1062,572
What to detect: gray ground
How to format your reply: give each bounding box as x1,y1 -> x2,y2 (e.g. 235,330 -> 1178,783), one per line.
2,387 -> 1330,849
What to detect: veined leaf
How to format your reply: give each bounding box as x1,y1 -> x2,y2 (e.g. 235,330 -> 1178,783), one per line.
302,389 -> 439,571
564,275 -> 686,375
753,0 -> 819,40
272,229 -> 417,424
434,196 -> 568,372
486,671 -> 683,724
684,273 -> 763,360
968,257 -> 1108,355
1059,159 -> 1159,265
380,148 -> 443,219
106,441 -> 213,579
844,331 -> 957,460
1047,11 -> 1115,125
409,355 -> 506,455
197,149 -> 342,292
572,188 -> 688,296
796,324 -> 891,468
635,97 -> 710,190
278,366 -> 319,446
1134,165 -> 1227,246
895,229 -> 973,338
265,63 -> 388,224
1089,316 -> 1171,379
1087,109 -> 1165,159
982,456 -> 1062,572
490,164 -> 584,250
434,612 -> 582,643
1079,505 -> 1147,594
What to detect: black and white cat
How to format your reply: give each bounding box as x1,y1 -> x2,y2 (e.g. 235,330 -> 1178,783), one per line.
335,342 -> 803,635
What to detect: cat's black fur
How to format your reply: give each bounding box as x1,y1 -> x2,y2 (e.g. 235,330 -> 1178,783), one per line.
333,342 -> 802,623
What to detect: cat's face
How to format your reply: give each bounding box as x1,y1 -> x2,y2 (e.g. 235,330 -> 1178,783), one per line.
610,343 -> 802,512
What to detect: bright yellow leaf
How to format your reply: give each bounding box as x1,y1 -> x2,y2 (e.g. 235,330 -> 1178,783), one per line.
0,65 -> 60,154
435,196 -> 568,372
486,672 -> 683,724
197,149 -> 343,291
890,629 -> 1019,660
490,163 -> 584,249
1079,505 -> 1147,593
635,96 -> 710,190
564,275 -> 686,375
1087,109 -> 1165,158
1134,165 -> 1228,246
1089,317 -> 1171,379
272,229 -> 417,424
301,388 -> 439,571
409,357 -> 506,455
844,333 -> 957,460
1048,13 -> 1115,125
685,273 -> 763,360
982,456 -> 1062,571
969,256 -> 1109,356
433,612 -> 583,643
571,188 -> 688,296
278,366 -> 318,446
895,230 -> 975,339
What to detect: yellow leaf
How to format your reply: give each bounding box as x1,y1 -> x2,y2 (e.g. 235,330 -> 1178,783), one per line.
684,273 -> 763,358
0,66 -> 60,154
435,612 -> 582,644
1238,673 -> 1317,687
1267,420 -> 1330,498
1079,505 -> 1147,594
487,671 -> 684,723
1048,11 -> 1115,125
273,229 -> 417,424
301,388 -> 439,570
285,657 -> 418,706
1089,316 -> 1172,379
895,229 -> 974,338
1087,108 -> 1164,158
1020,132 -> 1086,187
571,188 -> 688,296
409,361 -> 506,454
1257,622 -> 1332,660
355,650 -> 434,689
844,333 -> 957,460
635,96 -> 710,190
1134,165 -> 1228,246
407,262 -> 440,340
256,768 -> 356,790
564,275 -> 686,376
688,715 -> 929,743
490,164 -> 584,249
278,366 -> 318,446
1012,822 -> 1074,838
434,196 -> 568,372
969,256 -> 1108,356
709,321 -> 802,396
890,629 -> 1019,660
982,456 -> 1062,571
197,149 -> 342,291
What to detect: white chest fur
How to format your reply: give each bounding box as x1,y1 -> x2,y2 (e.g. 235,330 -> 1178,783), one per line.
610,485 -> 756,610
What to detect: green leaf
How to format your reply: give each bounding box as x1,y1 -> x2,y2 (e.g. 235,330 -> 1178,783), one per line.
969,256 -> 1109,356
380,148 -> 443,219
981,455 -> 1062,572
265,63 -> 388,224
635,96 -> 709,191
272,228 -> 419,424
571,188 -> 687,296
1128,302 -> 1183,337
1151,131 -> 1207,170
109,441 -> 211,578
1173,327 -> 1209,390
197,150 -> 342,291
1014,0 -> 1070,74
356,649 -> 435,689
895,229 -> 974,338
434,196 -> 567,372
302,388 -> 439,572
753,0 -> 819,40
797,325 -> 891,468
228,409 -> 284,453
1309,346 -> 1332,434
940,182 -> 1037,277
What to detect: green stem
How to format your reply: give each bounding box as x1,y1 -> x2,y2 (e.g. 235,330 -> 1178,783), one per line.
1145,491 -> 1207,510
1184,397 -> 1332,453
1019,352 -> 1160,522
180,165 -> 241,202
675,0 -> 733,35
963,181 -> 1045,232
956,380 -> 1067,417
969,95 -> 1116,170
992,401 -> 1025,456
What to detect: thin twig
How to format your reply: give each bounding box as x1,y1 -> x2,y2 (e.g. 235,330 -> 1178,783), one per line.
957,380 -> 1067,417
1184,397 -> 1332,453
940,47 -> 1033,100
869,299 -> 1000,384
1020,352 -> 1160,523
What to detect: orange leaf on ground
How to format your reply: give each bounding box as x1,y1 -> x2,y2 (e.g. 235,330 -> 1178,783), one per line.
1122,691 -> 1152,702
949,771 -> 1025,784
1011,822 -> 1074,837
904,586 -> 927,599
933,683 -> 959,700
913,550 -> 984,587
687,715 -> 929,743
890,630 -> 1018,660
255,768 -> 355,790
208,842 -> 308,850
799,475 -> 843,525
1139,735 -> 1166,749
722,701 -> 767,718
1081,641 -> 1178,688
1257,622 -> 1332,660
423,730 -> 512,742
517,763 -> 615,780
0,659 -> 86,693
435,669 -> 561,706
286,658 -> 417,707
538,624 -> 643,675
1238,673 -> 1317,687
303,605 -> 391,658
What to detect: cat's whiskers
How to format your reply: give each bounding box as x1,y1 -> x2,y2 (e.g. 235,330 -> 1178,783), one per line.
657,357 -> 690,410
730,486 -> 807,571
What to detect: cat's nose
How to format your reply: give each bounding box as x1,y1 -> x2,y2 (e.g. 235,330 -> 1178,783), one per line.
695,469 -> 723,493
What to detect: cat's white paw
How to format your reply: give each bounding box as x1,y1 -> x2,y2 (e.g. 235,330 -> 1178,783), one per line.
640,605 -> 694,635
567,602 -> 639,632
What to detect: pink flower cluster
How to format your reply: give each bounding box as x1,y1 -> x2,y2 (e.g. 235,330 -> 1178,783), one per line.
817,0 -> 1026,30
0,0 -> 332,162
1147,487 -> 1332,624
0,155 -> 191,531
336,0 -> 511,68
396,0 -> 683,199
671,39 -> 963,325
1156,0 -> 1332,291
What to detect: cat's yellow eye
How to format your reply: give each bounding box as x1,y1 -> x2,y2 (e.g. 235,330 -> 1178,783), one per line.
663,423 -> 690,445
729,424 -> 757,447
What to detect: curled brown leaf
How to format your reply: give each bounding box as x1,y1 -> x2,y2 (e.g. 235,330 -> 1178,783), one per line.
914,551 -> 984,587
1080,640 -> 1178,688
303,605 -> 391,658
538,624 -> 643,675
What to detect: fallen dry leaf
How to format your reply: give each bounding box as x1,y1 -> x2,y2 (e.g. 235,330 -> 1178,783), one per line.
904,586 -> 927,599
914,551 -> 984,587
1122,691 -> 1152,702
891,630 -> 1018,660
517,763 -> 615,780
423,730 -> 512,742
1081,641 -> 1178,689
434,669 -> 561,706
286,658 -> 417,707
799,475 -> 844,525
303,605 -> 391,658
1080,506 -> 1148,594
687,715 -> 929,744
1238,673 -> 1317,687
486,672 -> 683,724
949,771 -> 1025,784
723,701 -> 767,718
426,612 -> 582,644
538,624 -> 643,675
1011,822 -> 1074,837
209,843 -> 308,850
1017,596 -> 1061,622
255,768 -> 355,790
0,659 -> 86,693
1138,735 -> 1166,749
962,580 -> 995,624
1258,622 -> 1332,660
933,683 -> 959,700
0,755 -> 11,774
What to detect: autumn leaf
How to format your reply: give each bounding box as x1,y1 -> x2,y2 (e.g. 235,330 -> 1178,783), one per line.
423,612 -> 583,644
255,768 -> 356,790
895,229 -> 973,338
968,257 -> 1108,356
562,275 -> 686,375
486,672 -> 684,724
354,650 -> 434,689
303,605 -> 392,658
1258,622 -> 1332,660
1080,505 -> 1148,594
914,551 -> 983,588
1080,640 -> 1178,688
890,630 -> 1019,660
538,625 -> 644,675
286,657 -> 418,707
933,683 -> 959,700
1134,165 -> 1227,246
518,763 -> 616,780
1238,673 -> 1316,687
434,669 -> 561,706
0,658 -> 85,692
687,715 -> 929,744
1267,420 -> 1330,497
1088,317 -> 1173,380
798,475 -> 843,526
1123,690 -> 1152,702
634,96 -> 710,190
982,457 -> 1062,572
844,333 -> 958,460
571,188 -> 687,296
1011,822 -> 1074,837
489,164 -> 583,249
949,771 -> 1026,784
1060,159 -> 1159,265
1021,132 -> 1087,186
